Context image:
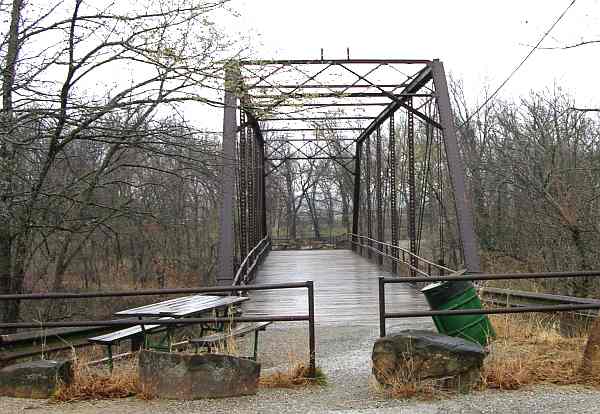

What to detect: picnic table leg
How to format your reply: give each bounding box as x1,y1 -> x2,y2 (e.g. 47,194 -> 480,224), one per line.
107,344 -> 114,373
138,317 -> 147,348
167,326 -> 173,352
253,329 -> 260,361
131,335 -> 143,352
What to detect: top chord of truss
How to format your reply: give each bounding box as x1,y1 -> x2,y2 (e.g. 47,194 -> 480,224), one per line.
239,59 -> 432,65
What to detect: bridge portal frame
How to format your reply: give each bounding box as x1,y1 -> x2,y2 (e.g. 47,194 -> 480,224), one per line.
217,58 -> 481,285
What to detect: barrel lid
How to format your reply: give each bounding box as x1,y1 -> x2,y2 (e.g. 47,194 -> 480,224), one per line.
421,270 -> 472,309
421,282 -> 443,292
421,269 -> 467,292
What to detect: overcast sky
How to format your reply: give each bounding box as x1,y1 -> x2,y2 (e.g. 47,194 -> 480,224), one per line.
230,0 -> 599,108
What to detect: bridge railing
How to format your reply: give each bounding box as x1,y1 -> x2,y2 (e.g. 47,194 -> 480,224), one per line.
0,281 -> 317,377
233,235 -> 271,286
350,233 -> 456,277
270,234 -> 349,250
378,270 -> 600,337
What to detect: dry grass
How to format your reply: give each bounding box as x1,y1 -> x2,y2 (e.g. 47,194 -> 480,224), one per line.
371,350 -> 456,401
260,354 -> 327,388
371,373 -> 453,401
482,313 -> 600,390
376,313 -> 600,400
53,357 -> 143,402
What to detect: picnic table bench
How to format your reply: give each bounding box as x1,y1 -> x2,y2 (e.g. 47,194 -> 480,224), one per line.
190,321 -> 272,360
89,295 -> 248,370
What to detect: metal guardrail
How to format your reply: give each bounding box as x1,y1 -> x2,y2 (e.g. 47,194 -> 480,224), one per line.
479,286 -> 600,319
351,233 -> 456,276
378,270 -> 600,337
0,326 -> 115,364
233,235 -> 271,285
0,282 -> 317,377
271,234 -> 349,249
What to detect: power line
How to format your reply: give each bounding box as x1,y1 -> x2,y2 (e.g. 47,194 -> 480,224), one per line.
461,0 -> 577,127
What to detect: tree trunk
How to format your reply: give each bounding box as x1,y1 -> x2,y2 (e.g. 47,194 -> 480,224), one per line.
284,165 -> 296,239
0,227 -> 16,328
0,0 -> 24,330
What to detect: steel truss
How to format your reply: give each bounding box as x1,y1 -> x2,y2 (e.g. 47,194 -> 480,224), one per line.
216,58 -> 480,284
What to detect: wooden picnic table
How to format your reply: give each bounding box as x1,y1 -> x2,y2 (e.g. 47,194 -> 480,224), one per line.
89,295 -> 249,371
114,295 -> 248,318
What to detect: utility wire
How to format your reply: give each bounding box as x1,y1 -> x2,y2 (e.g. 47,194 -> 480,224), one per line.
460,0 -> 577,127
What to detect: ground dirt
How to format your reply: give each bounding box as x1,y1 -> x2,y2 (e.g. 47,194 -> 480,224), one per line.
3,321 -> 600,413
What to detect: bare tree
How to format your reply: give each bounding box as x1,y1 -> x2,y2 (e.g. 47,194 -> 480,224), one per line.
0,0 -> 239,326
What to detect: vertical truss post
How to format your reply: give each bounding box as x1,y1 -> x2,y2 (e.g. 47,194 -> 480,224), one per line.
239,111 -> 248,259
365,134 -> 372,259
437,130 -> 445,271
254,131 -> 261,242
431,59 -> 481,273
407,98 -> 417,277
376,127 -> 383,266
248,128 -> 256,249
351,141 -> 362,252
389,115 -> 399,274
260,137 -> 267,240
217,63 -> 239,285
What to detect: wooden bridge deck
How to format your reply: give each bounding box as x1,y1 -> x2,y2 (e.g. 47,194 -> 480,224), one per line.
245,250 -> 432,327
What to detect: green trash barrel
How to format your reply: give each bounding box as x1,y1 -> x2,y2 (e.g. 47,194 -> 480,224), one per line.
421,280 -> 495,346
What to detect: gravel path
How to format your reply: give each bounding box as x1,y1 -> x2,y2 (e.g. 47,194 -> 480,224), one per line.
3,321 -> 600,413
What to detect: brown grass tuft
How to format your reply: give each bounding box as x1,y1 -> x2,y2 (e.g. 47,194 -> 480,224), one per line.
482,314 -> 600,390
376,313 -> 600,400
53,358 -> 142,402
260,356 -> 327,388
371,352 -> 455,401
371,375 -> 450,401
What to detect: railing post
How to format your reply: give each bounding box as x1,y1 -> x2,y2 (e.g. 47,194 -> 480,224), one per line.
307,280 -> 316,377
379,277 -> 386,337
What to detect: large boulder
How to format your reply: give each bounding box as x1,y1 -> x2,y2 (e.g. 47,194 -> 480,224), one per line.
372,330 -> 486,392
0,360 -> 73,398
139,350 -> 260,399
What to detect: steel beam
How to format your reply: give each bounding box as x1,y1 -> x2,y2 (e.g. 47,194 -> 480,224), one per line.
216,64 -> 239,285
266,156 -> 355,161
366,135 -> 372,259
249,128 -> 257,248
260,138 -> 267,239
355,66 -> 433,145
251,83 -> 409,90
250,92 -> 432,99
240,59 -> 432,65
376,127 -> 383,266
239,111 -> 248,259
260,116 -> 376,121
250,102 -> 390,108
431,59 -> 481,273
262,127 -> 363,132
407,99 -> 417,277
389,115 -> 398,274
266,138 -> 357,142
351,141 -> 362,252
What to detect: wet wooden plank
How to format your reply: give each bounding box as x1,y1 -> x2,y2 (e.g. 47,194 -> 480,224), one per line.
115,295 -> 248,317
245,250 -> 432,327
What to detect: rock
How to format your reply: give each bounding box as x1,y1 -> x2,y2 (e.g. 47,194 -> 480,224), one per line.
0,360 -> 73,398
139,350 -> 260,399
372,330 -> 486,392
